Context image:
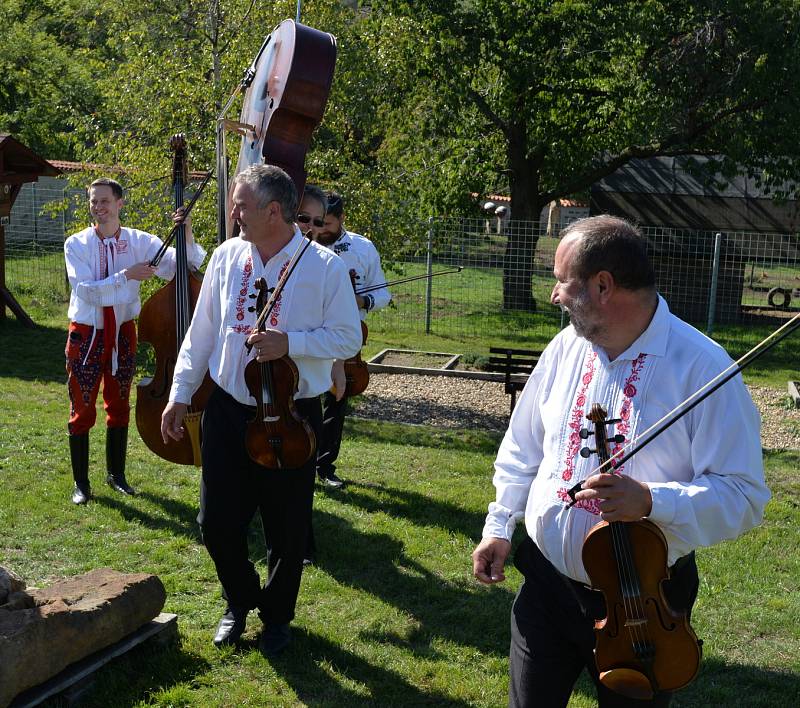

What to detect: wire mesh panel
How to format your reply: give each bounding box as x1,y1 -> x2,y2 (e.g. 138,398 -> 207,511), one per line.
4,180 -> 80,300
367,217 -> 564,348
5,191 -> 799,362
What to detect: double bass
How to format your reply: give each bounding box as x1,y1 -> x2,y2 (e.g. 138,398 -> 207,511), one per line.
580,403 -> 701,700
135,135 -> 214,465
218,19 -> 337,240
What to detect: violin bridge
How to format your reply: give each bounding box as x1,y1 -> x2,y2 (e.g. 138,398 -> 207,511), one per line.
262,414 -> 280,423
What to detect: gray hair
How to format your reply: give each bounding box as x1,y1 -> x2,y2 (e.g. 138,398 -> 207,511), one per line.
232,165 -> 298,222
562,215 -> 656,291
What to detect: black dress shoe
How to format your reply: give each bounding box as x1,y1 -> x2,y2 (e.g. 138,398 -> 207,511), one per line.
259,623 -> 290,657
106,473 -> 136,496
72,482 -> 91,505
213,607 -> 248,647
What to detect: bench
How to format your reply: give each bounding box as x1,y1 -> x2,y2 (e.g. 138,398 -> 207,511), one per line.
487,347 -> 541,413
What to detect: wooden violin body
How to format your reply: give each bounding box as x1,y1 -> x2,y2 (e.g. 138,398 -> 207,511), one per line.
581,403 -> 701,699
583,519 -> 701,699
244,277 -> 315,469
136,134 -> 214,466
343,321 -> 369,397
244,355 -> 316,469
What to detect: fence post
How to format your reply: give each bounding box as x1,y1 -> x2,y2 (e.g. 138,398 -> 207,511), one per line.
425,216 -> 433,334
706,232 -> 722,336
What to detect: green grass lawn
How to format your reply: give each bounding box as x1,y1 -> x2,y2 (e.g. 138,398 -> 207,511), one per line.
1,303 -> 799,707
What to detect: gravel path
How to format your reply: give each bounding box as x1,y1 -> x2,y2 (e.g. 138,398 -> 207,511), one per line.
351,374 -> 800,450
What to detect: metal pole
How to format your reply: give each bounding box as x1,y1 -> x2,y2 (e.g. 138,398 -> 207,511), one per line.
706,232 -> 722,336
425,216 -> 434,334
296,0 -> 301,23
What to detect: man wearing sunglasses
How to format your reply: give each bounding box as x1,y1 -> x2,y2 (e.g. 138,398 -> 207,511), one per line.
305,189 -> 391,489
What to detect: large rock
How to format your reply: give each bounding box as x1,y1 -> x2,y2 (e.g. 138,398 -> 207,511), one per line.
0,568 -> 166,708
0,566 -> 26,606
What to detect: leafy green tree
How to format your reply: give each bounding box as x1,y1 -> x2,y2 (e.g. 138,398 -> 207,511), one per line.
372,0 -> 800,310
0,0 -> 112,158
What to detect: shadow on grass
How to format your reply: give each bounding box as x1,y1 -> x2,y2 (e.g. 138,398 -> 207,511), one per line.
0,320 -> 66,383
344,417 -> 504,456
312,509 -> 515,658
91,490 -> 202,544
37,635 -> 210,708
332,479 -> 486,542
269,628 -> 474,707
669,655 -> 800,707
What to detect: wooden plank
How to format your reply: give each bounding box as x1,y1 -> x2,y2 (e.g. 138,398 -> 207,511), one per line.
488,347 -> 541,356
9,613 -> 178,708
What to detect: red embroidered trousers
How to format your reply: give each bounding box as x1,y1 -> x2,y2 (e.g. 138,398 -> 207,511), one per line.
65,321 -> 137,435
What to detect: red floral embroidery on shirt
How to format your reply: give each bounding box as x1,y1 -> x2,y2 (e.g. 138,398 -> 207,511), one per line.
235,256 -> 253,323
268,259 -> 291,327
561,350 -> 597,483
557,352 -> 648,513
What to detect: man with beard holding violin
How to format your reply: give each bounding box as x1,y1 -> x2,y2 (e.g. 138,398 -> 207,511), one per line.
304,189 -> 391,489
161,165 -> 361,656
471,215 -> 770,707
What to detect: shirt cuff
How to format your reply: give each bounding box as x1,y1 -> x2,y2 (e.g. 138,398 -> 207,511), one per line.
647,484 -> 677,525
482,502 -> 519,541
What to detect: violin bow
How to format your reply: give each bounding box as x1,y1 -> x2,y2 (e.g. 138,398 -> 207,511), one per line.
247,235 -> 313,350
567,310 -> 800,505
149,170 -> 214,267
355,266 -> 463,295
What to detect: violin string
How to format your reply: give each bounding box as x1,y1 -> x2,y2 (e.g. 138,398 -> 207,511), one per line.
595,412 -> 651,669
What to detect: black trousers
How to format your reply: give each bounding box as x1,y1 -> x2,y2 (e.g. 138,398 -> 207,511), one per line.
315,391 -> 347,478
198,386 -> 321,625
509,536 -> 699,708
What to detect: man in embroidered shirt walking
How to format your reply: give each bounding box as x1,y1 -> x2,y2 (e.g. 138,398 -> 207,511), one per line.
64,178 -> 205,505
307,190 -> 391,488
471,215 -> 770,707
160,165 -> 361,657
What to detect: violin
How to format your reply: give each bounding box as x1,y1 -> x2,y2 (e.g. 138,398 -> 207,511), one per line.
243,269 -> 316,470
341,270 -> 369,397
580,403 -> 701,699
217,19 -> 337,240
135,134 -> 214,466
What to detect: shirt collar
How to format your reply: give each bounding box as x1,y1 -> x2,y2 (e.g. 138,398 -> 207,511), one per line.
605,294 -> 670,362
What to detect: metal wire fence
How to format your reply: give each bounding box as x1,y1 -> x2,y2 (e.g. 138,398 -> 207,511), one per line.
4,182 -> 800,358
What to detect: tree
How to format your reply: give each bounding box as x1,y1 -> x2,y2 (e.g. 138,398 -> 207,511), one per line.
0,0 -> 112,158
372,0 -> 800,310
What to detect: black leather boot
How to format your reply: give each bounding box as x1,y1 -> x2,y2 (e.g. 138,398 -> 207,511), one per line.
106,426 -> 135,495
69,433 -> 91,504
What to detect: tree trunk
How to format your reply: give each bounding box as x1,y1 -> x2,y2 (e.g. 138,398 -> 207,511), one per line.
502,127 -> 543,312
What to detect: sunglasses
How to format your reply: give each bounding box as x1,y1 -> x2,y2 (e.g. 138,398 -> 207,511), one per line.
297,213 -> 325,228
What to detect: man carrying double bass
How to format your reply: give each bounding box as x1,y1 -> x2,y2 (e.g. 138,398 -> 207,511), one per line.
64,177 -> 204,505
161,165 -> 361,656
471,215 -> 770,707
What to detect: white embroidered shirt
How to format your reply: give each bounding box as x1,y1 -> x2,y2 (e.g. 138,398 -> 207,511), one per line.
483,296 -> 770,584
